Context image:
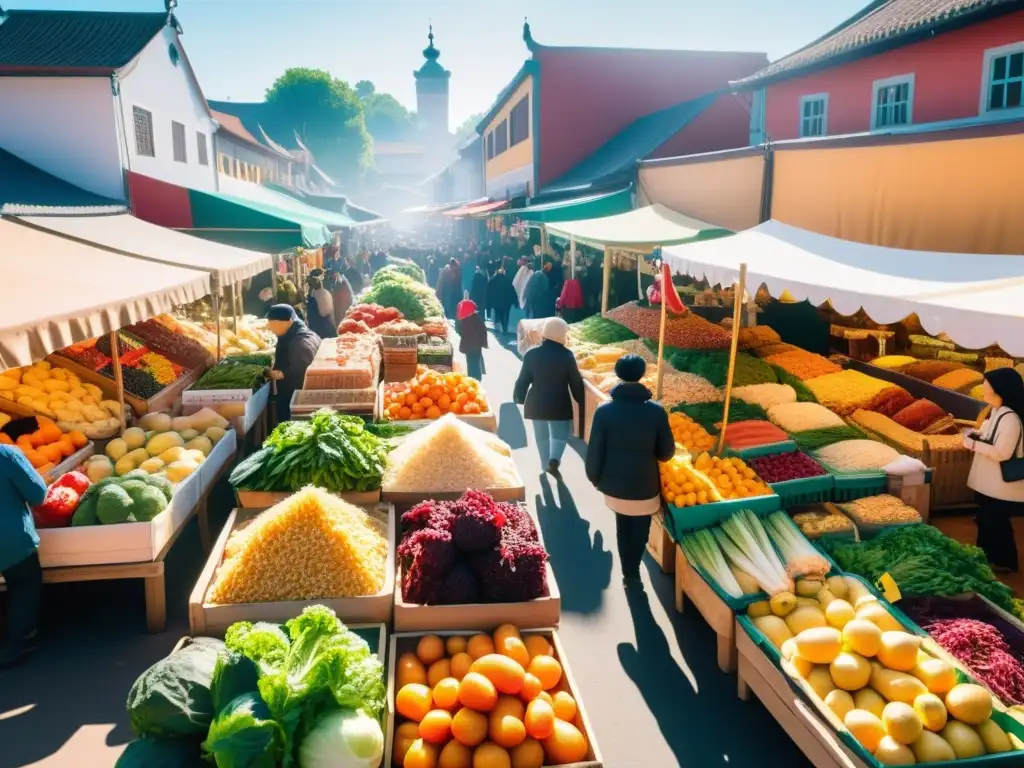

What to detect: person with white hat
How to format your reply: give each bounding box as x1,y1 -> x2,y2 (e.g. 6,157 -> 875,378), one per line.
513,317 -> 584,478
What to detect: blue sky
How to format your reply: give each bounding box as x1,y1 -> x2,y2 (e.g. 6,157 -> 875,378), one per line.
8,1 -> 866,125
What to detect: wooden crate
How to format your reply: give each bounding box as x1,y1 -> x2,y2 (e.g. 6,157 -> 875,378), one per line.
383,629 -> 603,768
735,623 -> 868,768
381,478 -> 526,506
188,503 -> 396,636
646,510 -> 675,574
392,561 -> 561,632
236,488 -> 382,509
572,379 -> 608,442
183,383 -> 270,439
375,382 -> 498,432
35,431 -> 236,567
48,354 -> 205,416
674,545 -> 737,673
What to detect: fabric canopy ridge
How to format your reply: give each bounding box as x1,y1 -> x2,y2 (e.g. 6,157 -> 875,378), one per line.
217,175 -> 357,230
662,219 -> 1024,356
0,218 -> 210,370
546,204 -> 730,252
185,185 -> 331,251
19,213 -> 272,287
444,200 -> 508,217
500,187 -> 633,223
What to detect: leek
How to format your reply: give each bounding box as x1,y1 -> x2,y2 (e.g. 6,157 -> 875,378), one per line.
681,529 -> 743,598
766,512 -> 829,579
712,525 -> 790,595
721,511 -> 791,593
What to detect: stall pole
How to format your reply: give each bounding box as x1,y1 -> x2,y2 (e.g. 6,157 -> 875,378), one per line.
212,278 -> 222,362
601,247 -> 611,316
716,263 -> 748,455
636,251 -> 643,303
541,225 -> 550,256
655,276 -> 668,402
270,254 -> 278,298
235,287 -> 243,328
109,332 -> 127,436
570,236 -> 576,275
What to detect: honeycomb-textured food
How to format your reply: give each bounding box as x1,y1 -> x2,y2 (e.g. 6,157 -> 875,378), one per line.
765,349 -> 842,381
207,487 -> 387,604
804,370 -> 895,416
838,494 -> 921,526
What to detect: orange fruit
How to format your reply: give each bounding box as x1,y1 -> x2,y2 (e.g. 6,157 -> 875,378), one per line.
493,625 -> 520,644
405,393 -> 419,406
518,674 -> 543,703
551,691 -> 577,721
471,655 -> 526,696
427,659 -> 452,687
534,691 -> 553,707
509,739 -> 544,768
456,392 -> 469,405
395,721 -> 421,765
463,402 -> 480,414
526,656 -> 562,691
417,635 -> 446,666
399,406 -> 413,419
428,386 -> 444,400
472,742 -> 511,768
466,634 -> 495,660
524,699 -> 555,740
397,683 -> 433,722
523,636 -> 553,660
426,405 -> 442,419
451,707 -> 489,747
438,394 -> 452,410
419,397 -> 434,409
491,695 -> 525,721
458,672 -> 498,712
489,709 -> 527,749
398,653 -> 428,688
449,401 -> 464,414
404,738 -> 439,768
419,709 -> 454,744
450,652 -> 473,681
438,740 -> 472,768
496,637 -> 530,669
541,720 -> 588,764
446,636 -> 468,656
433,677 -> 461,710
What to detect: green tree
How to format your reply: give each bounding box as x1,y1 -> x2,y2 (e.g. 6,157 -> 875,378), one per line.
363,92 -> 416,141
454,112 -> 484,143
355,80 -> 376,100
266,67 -> 372,179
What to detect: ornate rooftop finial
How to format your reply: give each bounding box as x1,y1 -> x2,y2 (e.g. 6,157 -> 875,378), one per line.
523,18 -> 532,45
423,23 -> 440,61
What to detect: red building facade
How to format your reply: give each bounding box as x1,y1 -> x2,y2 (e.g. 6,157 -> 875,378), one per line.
737,2 -> 1024,142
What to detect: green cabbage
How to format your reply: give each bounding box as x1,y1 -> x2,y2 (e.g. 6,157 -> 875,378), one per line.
115,737 -> 206,768
202,693 -> 279,768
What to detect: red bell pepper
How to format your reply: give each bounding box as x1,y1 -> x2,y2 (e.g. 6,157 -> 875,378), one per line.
33,485 -> 81,528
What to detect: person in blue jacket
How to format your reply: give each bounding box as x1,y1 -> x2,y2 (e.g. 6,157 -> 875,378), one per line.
0,443 -> 47,669
585,354 -> 674,588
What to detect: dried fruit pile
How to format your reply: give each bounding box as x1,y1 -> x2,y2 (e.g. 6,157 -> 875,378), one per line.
607,301 -> 731,349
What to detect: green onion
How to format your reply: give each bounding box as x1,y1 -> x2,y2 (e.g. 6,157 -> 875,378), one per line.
681,529 -> 743,598
715,511 -> 792,595
766,512 -> 830,579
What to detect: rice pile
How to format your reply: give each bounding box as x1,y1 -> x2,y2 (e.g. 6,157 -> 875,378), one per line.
813,439 -> 901,472
767,402 -> 845,432
733,383 -> 797,410
383,414 -> 519,492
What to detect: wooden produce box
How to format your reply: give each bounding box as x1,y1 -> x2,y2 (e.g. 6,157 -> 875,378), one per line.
646,510 -> 675,574
572,379 -> 607,442
392,561 -> 561,632
383,629 -> 603,768
183,383 -> 270,439
236,488 -> 381,508
36,432 -> 236,568
188,503 -> 396,635
381,473 -> 526,506
48,354 -> 205,416
674,545 -> 737,673
886,472 -> 931,522
735,622 -> 869,768
43,442 -> 95,484
375,383 -> 498,433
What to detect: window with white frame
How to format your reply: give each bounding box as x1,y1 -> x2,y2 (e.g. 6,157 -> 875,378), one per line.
983,44 -> 1024,113
196,132 -> 209,165
133,106 -> 154,157
873,75 -> 914,128
800,94 -> 828,137
172,121 -> 187,163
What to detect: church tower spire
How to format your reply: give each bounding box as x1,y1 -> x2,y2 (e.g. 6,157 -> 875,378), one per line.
414,24 -> 451,137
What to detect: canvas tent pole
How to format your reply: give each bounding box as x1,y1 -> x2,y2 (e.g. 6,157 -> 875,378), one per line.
212,275 -> 222,362
109,332 -> 127,436
716,263 -> 748,455
655,269 -> 668,402
601,247 -> 611,316
637,251 -> 642,302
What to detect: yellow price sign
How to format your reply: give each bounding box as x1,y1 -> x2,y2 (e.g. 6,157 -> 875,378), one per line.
876,572 -> 902,603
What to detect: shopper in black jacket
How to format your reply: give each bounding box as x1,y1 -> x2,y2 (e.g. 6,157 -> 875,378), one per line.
586,354 -> 674,586
513,318 -> 584,478
486,266 -> 518,335
266,304 -> 322,424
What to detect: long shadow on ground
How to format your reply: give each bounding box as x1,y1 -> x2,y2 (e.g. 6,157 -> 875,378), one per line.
496,402 -> 527,450
534,477 -> 612,615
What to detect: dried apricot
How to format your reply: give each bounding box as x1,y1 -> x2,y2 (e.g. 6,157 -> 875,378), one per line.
451,707 -> 488,747
419,709 -> 453,744
397,683 -> 433,722
458,672 -> 498,712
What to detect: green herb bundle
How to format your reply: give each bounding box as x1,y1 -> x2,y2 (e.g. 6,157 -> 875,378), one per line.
194,361 -> 267,391
670,400 -> 768,433
770,364 -> 819,402
229,409 -> 391,492
790,424 -> 867,452
569,315 -> 637,345
361,272 -> 442,321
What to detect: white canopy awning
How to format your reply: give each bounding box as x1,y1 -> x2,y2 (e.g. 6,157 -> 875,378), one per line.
0,218 -> 210,370
663,219 -> 1024,356
546,203 -> 730,252
19,213 -> 272,286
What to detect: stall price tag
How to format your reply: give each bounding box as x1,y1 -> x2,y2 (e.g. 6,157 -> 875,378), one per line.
876,572 -> 902,603
182,388 -> 252,404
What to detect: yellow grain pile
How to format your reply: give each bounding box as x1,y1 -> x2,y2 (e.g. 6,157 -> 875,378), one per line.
208,486 -> 387,604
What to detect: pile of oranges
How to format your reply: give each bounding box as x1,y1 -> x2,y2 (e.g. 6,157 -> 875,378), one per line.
0,416 -> 87,474
692,453 -> 771,501
667,411 -> 715,454
384,367 -> 490,422
393,625 -> 589,767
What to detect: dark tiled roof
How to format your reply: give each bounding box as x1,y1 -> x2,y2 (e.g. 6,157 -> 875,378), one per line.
207,101 -> 302,151
0,9 -> 168,72
542,93 -> 717,194
735,0 -> 1022,87
0,148 -> 125,215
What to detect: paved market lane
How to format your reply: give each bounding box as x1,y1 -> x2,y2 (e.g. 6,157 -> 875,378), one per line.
0,321 -> 812,768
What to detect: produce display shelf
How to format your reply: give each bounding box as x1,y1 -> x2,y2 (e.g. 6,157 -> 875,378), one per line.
673,546 -> 745,673
382,362 -> 418,383
235,488 -> 381,508
383,629 -> 602,768
380,333 -> 426,349
183,383 -> 270,439
768,473 -> 834,507
664,493 -> 781,538
572,379 -> 608,442
646,509 -> 676,574
3,430 -> 238,633
380,479 -> 526,508
188,503 -> 396,636
42,442 -> 95,485
47,354 -> 206,416
374,382 -> 498,433
830,471 -> 888,502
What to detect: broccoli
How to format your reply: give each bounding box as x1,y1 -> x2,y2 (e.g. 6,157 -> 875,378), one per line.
141,474 -> 174,502
132,486 -> 168,522
71,493 -> 99,526
96,485 -> 135,525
